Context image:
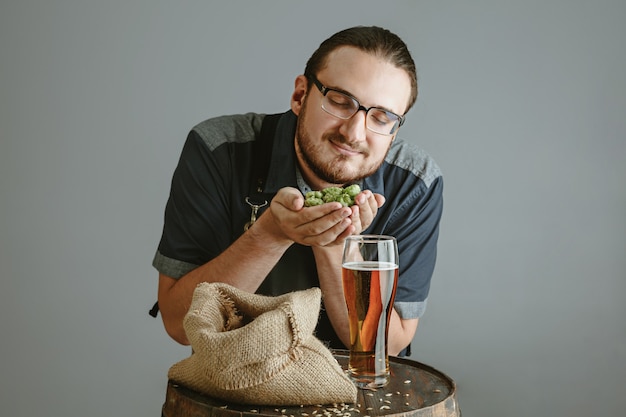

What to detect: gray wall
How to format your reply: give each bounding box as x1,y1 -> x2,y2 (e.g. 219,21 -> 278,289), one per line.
1,1 -> 624,416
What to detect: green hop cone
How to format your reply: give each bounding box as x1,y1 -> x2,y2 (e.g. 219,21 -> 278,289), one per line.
343,184 -> 360,197
304,185 -> 361,207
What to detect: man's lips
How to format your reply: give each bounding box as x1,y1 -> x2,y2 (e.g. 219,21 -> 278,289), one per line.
329,139 -> 363,157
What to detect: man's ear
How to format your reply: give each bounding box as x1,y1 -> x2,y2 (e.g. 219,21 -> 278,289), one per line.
290,75 -> 308,116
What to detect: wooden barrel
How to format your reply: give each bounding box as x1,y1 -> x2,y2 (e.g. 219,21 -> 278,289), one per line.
162,350 -> 460,417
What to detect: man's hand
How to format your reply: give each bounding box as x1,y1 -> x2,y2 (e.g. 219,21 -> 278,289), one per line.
269,187 -> 353,246
349,190 -> 385,234
268,187 -> 385,247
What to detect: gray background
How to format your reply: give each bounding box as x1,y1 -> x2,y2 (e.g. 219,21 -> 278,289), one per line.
1,1 -> 624,416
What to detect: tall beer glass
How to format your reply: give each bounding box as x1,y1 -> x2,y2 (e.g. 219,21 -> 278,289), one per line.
341,235 -> 399,389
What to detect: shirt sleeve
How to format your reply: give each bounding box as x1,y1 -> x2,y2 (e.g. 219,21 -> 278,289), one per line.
388,176 -> 444,319
153,130 -> 235,279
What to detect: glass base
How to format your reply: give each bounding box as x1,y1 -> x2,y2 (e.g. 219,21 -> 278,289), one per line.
348,372 -> 389,389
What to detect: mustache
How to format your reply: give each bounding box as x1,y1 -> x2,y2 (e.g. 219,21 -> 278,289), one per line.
324,133 -> 369,155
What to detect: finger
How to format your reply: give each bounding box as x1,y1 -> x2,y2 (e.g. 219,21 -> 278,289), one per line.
354,190 -> 370,206
296,202 -> 345,223
374,193 -> 385,208
275,187 -> 305,210
298,205 -> 351,235
357,193 -> 375,218
349,205 -> 363,235
304,215 -> 354,246
335,223 -> 355,241
323,221 -> 356,247
355,190 -> 384,208
351,192 -> 378,232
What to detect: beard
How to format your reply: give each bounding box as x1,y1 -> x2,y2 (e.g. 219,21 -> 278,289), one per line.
295,99 -> 389,185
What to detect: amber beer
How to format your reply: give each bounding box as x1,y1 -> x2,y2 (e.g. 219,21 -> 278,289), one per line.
342,260 -> 398,388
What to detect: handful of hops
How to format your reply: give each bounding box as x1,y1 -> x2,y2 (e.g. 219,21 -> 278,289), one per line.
304,185 -> 361,207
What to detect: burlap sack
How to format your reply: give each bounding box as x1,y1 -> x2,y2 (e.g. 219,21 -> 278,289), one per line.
168,282 -> 358,406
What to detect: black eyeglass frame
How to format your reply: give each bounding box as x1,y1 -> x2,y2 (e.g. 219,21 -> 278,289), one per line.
308,75 -> 406,135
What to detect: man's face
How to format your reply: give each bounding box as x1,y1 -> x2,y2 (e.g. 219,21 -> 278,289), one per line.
292,46 -> 412,188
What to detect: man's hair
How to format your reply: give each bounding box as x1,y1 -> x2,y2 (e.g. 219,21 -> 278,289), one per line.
304,26 -> 418,113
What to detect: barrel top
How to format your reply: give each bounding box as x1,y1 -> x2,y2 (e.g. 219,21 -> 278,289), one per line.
163,351 -> 459,417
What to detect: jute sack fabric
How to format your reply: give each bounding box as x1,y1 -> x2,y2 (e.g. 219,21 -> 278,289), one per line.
168,282 -> 358,406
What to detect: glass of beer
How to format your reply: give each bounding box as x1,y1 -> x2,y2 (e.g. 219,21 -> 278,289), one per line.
341,234 -> 399,389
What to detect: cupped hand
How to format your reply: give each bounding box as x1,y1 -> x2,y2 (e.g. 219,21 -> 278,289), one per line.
269,187 -> 355,246
349,190 -> 385,234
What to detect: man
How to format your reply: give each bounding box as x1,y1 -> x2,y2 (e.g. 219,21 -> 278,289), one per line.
153,26 -> 443,356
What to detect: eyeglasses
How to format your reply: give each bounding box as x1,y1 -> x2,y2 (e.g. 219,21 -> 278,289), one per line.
309,75 -> 405,136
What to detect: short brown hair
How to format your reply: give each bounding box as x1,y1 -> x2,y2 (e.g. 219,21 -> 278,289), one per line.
304,26 -> 418,113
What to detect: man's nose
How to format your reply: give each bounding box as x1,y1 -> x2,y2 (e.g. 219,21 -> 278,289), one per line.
339,109 -> 368,143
